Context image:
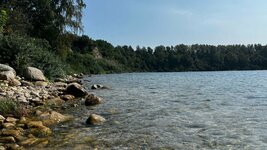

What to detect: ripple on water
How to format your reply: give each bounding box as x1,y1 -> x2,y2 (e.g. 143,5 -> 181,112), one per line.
44,71 -> 267,149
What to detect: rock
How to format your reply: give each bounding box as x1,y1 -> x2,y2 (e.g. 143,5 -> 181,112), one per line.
26,121 -> 52,136
5,117 -> 18,123
60,94 -> 75,101
53,82 -> 67,87
0,64 -> 16,75
0,92 -> 7,96
6,91 -> 14,96
91,84 -> 103,90
15,76 -> 21,80
5,144 -> 20,150
66,83 -> 87,97
35,81 -> 48,87
17,96 -> 28,103
0,136 -> 16,143
21,80 -> 34,86
85,94 -> 102,106
8,78 -> 21,86
0,115 -> 5,120
0,71 -> 15,80
18,117 -> 27,124
3,123 -> 15,128
0,146 -> 5,150
23,67 -> 46,81
30,128 -> 51,137
30,91 -> 40,97
20,137 -> 39,146
24,92 -> 31,98
27,121 -> 44,128
54,78 -> 66,82
86,114 -> 106,125
38,111 -> 73,126
1,129 -> 22,138
44,97 -> 65,107
91,84 -> 109,90
66,79 -> 82,84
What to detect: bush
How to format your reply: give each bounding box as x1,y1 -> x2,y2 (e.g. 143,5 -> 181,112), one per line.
97,59 -> 128,73
66,53 -> 104,74
0,34 -> 66,79
0,98 -> 28,117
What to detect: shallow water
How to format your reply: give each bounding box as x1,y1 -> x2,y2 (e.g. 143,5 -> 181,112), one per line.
48,71 -> 267,149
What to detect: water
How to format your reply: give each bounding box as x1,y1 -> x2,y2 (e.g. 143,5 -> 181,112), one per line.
51,71 -> 267,149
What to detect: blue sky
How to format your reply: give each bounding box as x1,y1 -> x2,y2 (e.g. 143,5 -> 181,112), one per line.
83,0 -> 267,47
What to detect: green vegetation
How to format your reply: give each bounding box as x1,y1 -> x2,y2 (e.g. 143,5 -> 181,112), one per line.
0,98 -> 28,117
1,1 -> 267,80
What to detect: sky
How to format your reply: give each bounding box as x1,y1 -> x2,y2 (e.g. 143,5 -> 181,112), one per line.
83,0 -> 267,47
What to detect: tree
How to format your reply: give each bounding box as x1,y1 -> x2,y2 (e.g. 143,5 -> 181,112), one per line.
1,0 -> 86,46
0,10 -> 7,33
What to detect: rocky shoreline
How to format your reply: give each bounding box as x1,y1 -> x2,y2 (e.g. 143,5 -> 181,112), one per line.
0,64 -> 105,150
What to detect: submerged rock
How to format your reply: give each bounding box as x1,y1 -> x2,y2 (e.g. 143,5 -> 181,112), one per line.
26,121 -> 52,136
85,94 -> 102,106
86,114 -> 106,125
37,111 -> 73,126
66,83 -> 87,97
91,84 -> 109,90
91,84 -> 103,90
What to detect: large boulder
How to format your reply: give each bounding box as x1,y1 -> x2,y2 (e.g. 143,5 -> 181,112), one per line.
0,64 -> 16,75
23,67 -> 46,81
0,71 -> 15,80
66,83 -> 87,97
85,94 -> 102,106
86,114 -> 106,125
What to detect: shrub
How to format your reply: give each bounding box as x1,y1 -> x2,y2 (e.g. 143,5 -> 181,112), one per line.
0,98 -> 28,117
66,53 -> 104,74
0,34 -> 66,79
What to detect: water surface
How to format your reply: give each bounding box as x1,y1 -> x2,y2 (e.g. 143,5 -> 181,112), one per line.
51,71 -> 267,149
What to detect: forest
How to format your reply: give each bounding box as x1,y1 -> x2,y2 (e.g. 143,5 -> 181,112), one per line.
1,0 -> 267,79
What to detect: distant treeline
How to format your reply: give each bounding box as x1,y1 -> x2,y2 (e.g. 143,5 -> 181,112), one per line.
1,1 -> 267,79
73,36 -> 267,72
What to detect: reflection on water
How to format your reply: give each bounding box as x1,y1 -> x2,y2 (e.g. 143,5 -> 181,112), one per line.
47,71 -> 267,149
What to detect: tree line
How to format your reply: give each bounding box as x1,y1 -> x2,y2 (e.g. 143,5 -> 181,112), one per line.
73,36 -> 267,72
1,1 -> 267,79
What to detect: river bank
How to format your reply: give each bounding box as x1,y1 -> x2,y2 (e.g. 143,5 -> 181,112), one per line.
0,64 -> 105,150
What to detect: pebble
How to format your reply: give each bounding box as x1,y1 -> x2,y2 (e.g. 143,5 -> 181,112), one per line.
3,123 -> 15,128
5,117 -> 18,123
0,136 -> 16,143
